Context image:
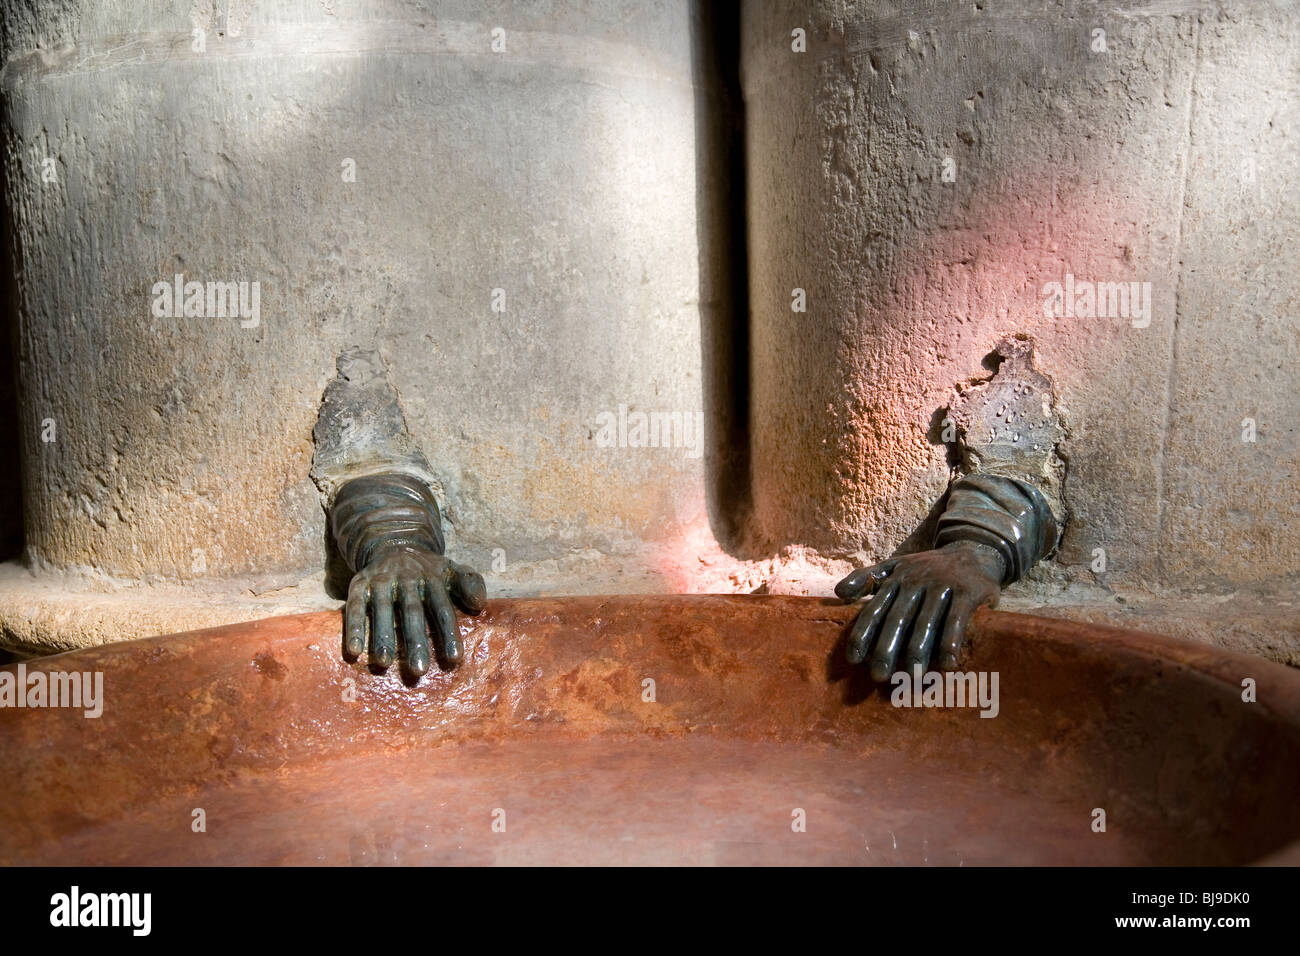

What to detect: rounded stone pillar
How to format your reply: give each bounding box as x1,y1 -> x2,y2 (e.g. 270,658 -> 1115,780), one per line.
741,0 -> 1300,589
0,0 -> 730,649
1,0 -> 714,583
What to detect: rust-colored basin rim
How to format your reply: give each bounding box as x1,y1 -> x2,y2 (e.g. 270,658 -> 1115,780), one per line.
0,596 -> 1296,866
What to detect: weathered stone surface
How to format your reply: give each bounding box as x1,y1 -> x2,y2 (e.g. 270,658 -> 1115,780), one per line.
0,0 -> 715,585
947,335 -> 1067,520
0,0 -> 1294,657
741,0 -> 1299,591
1156,7 -> 1300,586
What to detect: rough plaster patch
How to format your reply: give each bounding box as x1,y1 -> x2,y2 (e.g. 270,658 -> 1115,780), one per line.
310,346 -> 437,507
947,335 -> 1068,522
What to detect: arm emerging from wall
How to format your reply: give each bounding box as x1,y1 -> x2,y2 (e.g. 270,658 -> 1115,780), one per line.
837,337 -> 1067,680
312,348 -> 486,678
332,473 -> 485,675
836,475 -> 1059,680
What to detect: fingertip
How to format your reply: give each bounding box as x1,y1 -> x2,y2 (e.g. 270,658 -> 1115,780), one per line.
437,607 -> 463,664
835,568 -> 869,601
869,660 -> 893,683
458,571 -> 487,613
407,651 -> 430,677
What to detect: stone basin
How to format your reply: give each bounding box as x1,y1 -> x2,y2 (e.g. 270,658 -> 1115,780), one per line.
1,595 -> 1297,866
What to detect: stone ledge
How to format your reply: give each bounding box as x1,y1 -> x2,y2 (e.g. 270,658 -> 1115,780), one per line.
1,556 -> 1295,669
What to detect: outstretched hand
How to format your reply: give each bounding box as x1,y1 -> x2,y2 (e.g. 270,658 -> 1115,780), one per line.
343,547 -> 486,676
835,540 -> 1006,681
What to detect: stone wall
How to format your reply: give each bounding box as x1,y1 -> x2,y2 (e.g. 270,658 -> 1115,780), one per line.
0,0 -> 1295,654
742,0 -> 1298,590
1,0 -> 719,590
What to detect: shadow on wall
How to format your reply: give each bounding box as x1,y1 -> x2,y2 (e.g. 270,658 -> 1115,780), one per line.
0,141 -> 24,663
690,0 -> 751,555
0,145 -> 22,564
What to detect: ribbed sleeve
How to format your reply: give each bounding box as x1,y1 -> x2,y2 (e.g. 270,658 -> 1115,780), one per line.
934,474 -> 1059,585
330,473 -> 446,572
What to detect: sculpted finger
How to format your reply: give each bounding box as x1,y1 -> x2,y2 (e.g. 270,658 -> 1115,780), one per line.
399,579 -> 431,677
449,562 -> 487,615
938,596 -> 977,670
344,575 -> 369,660
835,561 -> 897,601
424,583 -> 463,665
846,581 -> 899,665
870,587 -> 925,682
905,587 -> 952,675
369,578 -> 397,670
